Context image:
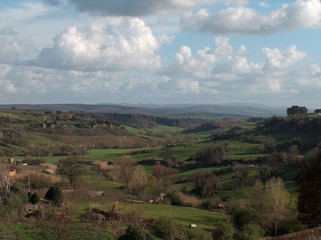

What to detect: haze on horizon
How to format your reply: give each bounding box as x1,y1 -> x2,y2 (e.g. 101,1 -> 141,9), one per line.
1,0 -> 321,108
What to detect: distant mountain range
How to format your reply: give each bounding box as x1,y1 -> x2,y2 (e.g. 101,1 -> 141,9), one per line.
0,103 -> 286,118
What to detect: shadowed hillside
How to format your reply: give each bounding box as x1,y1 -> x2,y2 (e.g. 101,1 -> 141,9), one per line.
0,103 -> 285,118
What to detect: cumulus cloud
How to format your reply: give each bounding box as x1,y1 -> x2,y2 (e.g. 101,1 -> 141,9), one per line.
181,0 -> 321,34
0,65 -> 14,95
158,34 -> 175,44
42,0 -> 247,16
162,36 -> 306,95
0,38 -> 35,64
165,36 -> 261,81
177,80 -> 200,94
0,2 -> 53,24
262,45 -> 306,70
298,63 -> 321,87
32,17 -> 161,71
0,38 -> 309,104
0,27 -> 18,36
0,62 -> 170,104
0,80 -> 17,96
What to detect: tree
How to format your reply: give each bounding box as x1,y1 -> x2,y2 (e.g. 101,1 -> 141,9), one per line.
259,165 -> 273,183
159,149 -> 182,167
57,157 -> 83,189
152,165 -> 179,193
117,156 -> 137,191
153,218 -> 183,240
265,177 -> 289,236
131,166 -> 148,196
314,109 -> 321,114
297,158 -> 321,227
239,223 -> 265,240
286,105 -> 308,115
45,186 -> 63,206
195,144 -> 228,165
212,221 -> 234,240
190,171 -> 220,197
233,164 -> 250,187
233,208 -> 261,230
30,192 -> 40,205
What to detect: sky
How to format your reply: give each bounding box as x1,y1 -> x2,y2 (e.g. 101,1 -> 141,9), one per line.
1,0 -> 321,108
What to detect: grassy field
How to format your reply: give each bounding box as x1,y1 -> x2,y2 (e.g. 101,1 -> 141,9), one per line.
1,109 -> 310,239
153,124 -> 184,133
135,203 -> 228,230
220,140 -> 266,161
0,112 -> 23,120
86,148 -> 135,161
75,200 -> 228,230
8,223 -> 116,240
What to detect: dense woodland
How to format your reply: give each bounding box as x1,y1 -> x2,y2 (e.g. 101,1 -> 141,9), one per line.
1,106 -> 321,239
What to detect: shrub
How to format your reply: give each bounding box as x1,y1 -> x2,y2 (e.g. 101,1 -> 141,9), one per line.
169,192 -> 201,208
118,225 -> 152,240
186,228 -> 213,240
153,218 -> 175,239
212,221 -> 234,240
30,192 -> 40,205
179,192 -> 201,208
202,198 -> 226,213
233,208 -> 261,229
167,192 -> 180,206
16,173 -> 60,189
152,218 -> 186,240
278,219 -> 306,235
93,160 -> 109,172
45,186 -> 63,206
0,186 -> 27,223
239,223 -> 265,240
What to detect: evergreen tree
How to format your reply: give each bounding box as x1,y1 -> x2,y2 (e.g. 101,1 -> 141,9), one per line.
45,186 -> 63,206
30,193 -> 40,205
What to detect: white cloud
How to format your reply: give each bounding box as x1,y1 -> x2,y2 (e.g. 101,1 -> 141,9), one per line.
0,65 -> 14,95
0,64 -> 12,77
0,62 -> 169,103
268,79 -> 282,92
4,81 -> 17,94
158,34 -> 175,44
0,38 -> 35,64
0,27 -> 18,36
262,45 -> 306,70
298,63 -> 321,87
3,0 -> 321,105
166,36 -> 261,81
162,36 -> 306,95
0,2 -> 53,24
178,80 -> 200,94
0,80 -> 17,96
259,2 -> 269,8
32,17 -> 161,71
181,0 -> 321,35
